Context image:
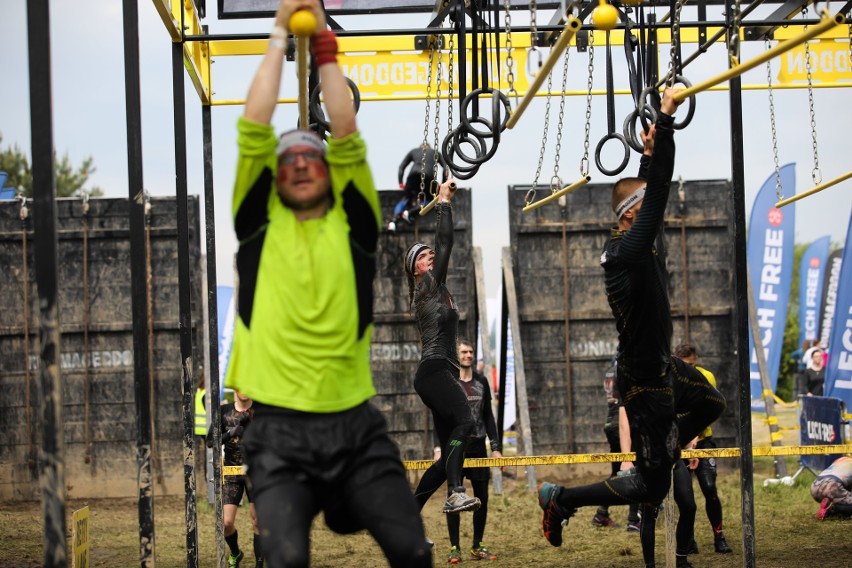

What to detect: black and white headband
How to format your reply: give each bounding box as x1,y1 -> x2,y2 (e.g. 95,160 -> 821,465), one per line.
614,186 -> 646,219
405,243 -> 431,276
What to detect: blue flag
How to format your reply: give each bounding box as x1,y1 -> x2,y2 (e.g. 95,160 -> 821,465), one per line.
798,236 -> 831,349
748,164 -> 796,402
216,285 -> 236,399
824,212 -> 852,408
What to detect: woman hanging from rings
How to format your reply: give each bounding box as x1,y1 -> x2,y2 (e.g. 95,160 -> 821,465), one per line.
404,177 -> 481,516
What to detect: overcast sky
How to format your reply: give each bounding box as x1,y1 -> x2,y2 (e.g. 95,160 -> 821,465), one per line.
1,1 -> 850,300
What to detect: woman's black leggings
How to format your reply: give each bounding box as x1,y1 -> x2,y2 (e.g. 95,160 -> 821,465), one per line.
413,359 -> 475,507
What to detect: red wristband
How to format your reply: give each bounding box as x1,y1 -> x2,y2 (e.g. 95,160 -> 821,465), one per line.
311,30 -> 338,66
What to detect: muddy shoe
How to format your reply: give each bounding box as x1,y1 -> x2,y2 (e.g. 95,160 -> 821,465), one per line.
538,482 -> 574,547
442,490 -> 481,514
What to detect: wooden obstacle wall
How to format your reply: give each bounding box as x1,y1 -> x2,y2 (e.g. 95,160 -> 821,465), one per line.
0,197 -> 204,501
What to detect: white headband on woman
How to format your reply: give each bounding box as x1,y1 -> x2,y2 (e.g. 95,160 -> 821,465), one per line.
614,185 -> 646,219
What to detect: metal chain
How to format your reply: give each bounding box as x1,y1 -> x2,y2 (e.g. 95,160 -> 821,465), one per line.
728,0 -> 742,68
581,31 -> 595,176
447,32 -> 455,136
432,39 -> 444,197
667,0 -> 686,86
527,71 -> 553,205
803,7 -> 822,184
504,0 -> 518,104
552,49 -> 570,190
765,39 -> 783,200
419,41 -> 437,204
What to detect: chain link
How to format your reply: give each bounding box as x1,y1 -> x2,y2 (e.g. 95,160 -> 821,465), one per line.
527,71 -> 553,205
504,0 -> 518,104
667,0 -> 686,86
803,7 -> 822,184
765,39 -> 783,201
419,40 -> 437,204
552,49 -> 570,190
581,31 -> 595,176
728,0 -> 741,68
432,39 -> 444,197
848,19 -> 852,67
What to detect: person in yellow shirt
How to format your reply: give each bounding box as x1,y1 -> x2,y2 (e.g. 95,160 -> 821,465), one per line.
674,342 -> 732,554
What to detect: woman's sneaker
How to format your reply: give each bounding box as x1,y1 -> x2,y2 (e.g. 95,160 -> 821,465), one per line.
447,546 -> 462,564
470,543 -> 497,560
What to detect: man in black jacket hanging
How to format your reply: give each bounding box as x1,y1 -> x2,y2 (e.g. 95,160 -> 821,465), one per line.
537,88 -> 723,552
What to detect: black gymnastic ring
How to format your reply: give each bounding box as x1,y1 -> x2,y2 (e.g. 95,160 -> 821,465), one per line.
637,85 -> 661,132
669,75 -> 696,130
623,105 -> 657,153
442,127 -> 485,175
459,88 -> 511,139
453,118 -> 500,165
594,132 -> 631,177
442,129 -> 481,180
309,77 -> 361,131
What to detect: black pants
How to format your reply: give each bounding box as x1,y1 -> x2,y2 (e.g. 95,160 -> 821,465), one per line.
556,363 -> 724,511
413,359 -> 475,507
242,402 -> 431,568
639,460 -> 697,566
693,437 -> 724,532
446,438 -> 491,548
596,422 -> 640,524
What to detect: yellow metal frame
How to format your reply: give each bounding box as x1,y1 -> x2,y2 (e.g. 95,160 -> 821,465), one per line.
150,0 -> 211,104
149,0 -> 851,107
673,12 -> 846,103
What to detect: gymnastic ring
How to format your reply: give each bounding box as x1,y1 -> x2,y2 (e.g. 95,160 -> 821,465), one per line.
444,124 -> 488,168
441,128 -> 484,175
453,118 -> 500,165
623,106 -> 656,153
636,85 -> 661,132
441,130 -> 481,180
669,75 -> 696,130
309,77 -> 361,130
459,88 -> 511,139
594,132 -> 631,177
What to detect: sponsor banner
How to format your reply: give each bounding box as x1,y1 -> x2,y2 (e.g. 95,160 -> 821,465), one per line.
503,322 -> 517,432
824,212 -> 852,408
72,506 -> 90,568
819,248 -> 844,349
799,395 -> 846,471
778,40 -> 852,84
339,48 -> 531,99
219,0 -> 555,17
798,236 -> 831,348
748,164 -> 796,402
217,286 -> 236,397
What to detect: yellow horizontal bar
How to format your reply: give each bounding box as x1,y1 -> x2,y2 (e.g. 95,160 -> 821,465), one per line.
522,176 -> 592,212
775,170 -> 852,207
401,445 -> 851,470
202,24 -> 851,57
210,79 -> 852,106
673,13 -> 846,103
767,416 -> 778,424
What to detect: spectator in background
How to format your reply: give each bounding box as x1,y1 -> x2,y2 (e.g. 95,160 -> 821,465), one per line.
442,338 -> 502,563
803,346 -> 826,396
208,390 -> 262,568
673,342 -> 733,554
591,359 -> 641,532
